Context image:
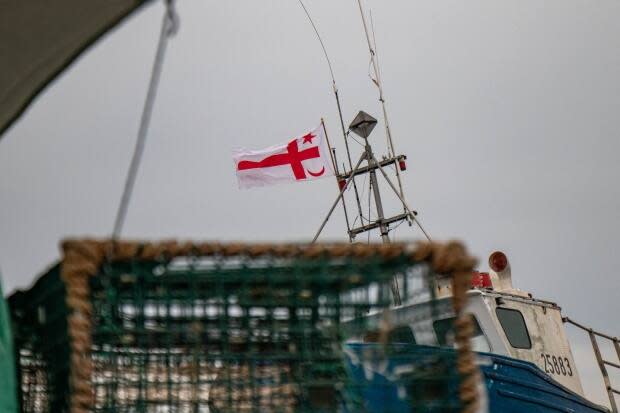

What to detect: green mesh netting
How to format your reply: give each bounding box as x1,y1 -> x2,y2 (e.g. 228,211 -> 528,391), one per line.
1,276 -> 18,413
9,264 -> 69,413
10,245 -> 464,413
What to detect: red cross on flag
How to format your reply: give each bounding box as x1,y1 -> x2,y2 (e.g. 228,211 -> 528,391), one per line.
233,124 -> 335,189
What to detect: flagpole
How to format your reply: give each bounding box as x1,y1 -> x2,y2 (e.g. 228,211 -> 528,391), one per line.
322,118 -> 353,241
334,86 -> 366,225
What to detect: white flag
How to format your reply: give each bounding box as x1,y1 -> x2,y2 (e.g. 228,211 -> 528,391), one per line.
233,124 -> 335,189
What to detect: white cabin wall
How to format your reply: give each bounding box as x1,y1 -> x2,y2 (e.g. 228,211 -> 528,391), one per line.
483,295 -> 584,395
465,293 -> 509,355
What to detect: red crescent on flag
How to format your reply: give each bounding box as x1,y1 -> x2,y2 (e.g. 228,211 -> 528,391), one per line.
307,166 -> 325,177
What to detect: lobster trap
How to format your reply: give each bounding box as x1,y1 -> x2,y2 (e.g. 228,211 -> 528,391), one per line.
9,240 -> 479,413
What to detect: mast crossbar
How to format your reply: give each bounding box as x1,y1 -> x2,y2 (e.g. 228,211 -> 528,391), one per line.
348,212 -> 412,238
337,155 -> 406,181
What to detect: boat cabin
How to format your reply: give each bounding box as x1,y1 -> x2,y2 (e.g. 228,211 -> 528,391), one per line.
358,250 -> 585,396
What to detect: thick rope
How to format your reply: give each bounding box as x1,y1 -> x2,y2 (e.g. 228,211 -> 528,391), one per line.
112,1 -> 178,240
414,241 -> 481,413
60,239 -> 479,413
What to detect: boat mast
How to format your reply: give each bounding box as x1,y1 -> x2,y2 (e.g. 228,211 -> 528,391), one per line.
312,2 -> 433,252
348,111 -> 391,244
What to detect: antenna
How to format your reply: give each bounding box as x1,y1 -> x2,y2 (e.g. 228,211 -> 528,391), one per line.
354,0 -> 432,241
297,0 -> 366,240
294,2 -> 433,306
355,0 -> 408,212
307,1 -> 431,254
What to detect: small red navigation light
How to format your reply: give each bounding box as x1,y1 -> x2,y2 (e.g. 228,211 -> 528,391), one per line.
398,159 -> 407,171
338,179 -> 347,192
489,251 -> 508,273
471,271 -> 492,289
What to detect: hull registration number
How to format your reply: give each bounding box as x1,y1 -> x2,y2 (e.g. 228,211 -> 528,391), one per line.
541,353 -> 573,377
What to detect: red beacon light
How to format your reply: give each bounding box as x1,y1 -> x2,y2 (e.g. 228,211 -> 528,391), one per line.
471,271 -> 493,289
398,157 -> 407,171
489,251 -> 508,273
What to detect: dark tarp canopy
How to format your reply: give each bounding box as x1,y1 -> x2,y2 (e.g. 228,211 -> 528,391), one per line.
0,0 -> 150,138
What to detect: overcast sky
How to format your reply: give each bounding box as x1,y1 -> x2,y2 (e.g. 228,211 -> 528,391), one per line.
1,0 -> 619,406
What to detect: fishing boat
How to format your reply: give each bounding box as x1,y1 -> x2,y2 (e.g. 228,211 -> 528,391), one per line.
344,249 -> 618,412
1,1 -> 618,413
328,109 -> 619,413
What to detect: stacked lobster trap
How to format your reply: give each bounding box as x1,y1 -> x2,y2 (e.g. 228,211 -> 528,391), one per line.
8,240 -> 478,413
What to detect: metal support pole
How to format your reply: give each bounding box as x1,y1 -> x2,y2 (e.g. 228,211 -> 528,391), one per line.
590,330 -> 618,412
371,154 -> 432,242
364,140 -> 389,243
312,153 -> 367,243
322,119 -> 352,241
334,86 -> 365,224
363,139 -> 401,305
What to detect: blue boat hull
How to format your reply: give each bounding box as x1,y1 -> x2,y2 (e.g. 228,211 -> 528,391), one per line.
343,343 -> 608,413
481,353 -> 607,413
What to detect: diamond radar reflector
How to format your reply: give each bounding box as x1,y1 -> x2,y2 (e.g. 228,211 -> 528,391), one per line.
349,111 -> 377,139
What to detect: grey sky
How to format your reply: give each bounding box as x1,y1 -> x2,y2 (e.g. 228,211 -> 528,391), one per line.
1,0 -> 619,406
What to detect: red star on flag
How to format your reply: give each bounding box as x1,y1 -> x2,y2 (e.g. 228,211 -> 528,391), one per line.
302,133 -> 315,144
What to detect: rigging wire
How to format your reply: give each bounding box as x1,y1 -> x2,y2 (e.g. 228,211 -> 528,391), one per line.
359,172 -> 369,222
112,0 -> 178,241
369,10 -> 381,83
367,171 -> 372,244
347,131 -> 366,148
367,11 -> 382,91
350,168 -> 374,232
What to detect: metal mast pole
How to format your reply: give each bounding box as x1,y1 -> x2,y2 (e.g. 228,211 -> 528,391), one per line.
312,152 -> 367,243
334,85 -> 365,223
364,138 -> 390,243
365,137 -> 402,304
314,110 -> 427,305
322,119 -> 353,241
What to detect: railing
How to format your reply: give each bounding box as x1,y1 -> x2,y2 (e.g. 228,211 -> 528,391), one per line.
564,317 -> 620,412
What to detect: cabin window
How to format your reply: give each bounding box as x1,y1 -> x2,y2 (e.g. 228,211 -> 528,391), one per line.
496,307 -> 531,349
388,326 -> 416,344
433,316 -> 490,352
